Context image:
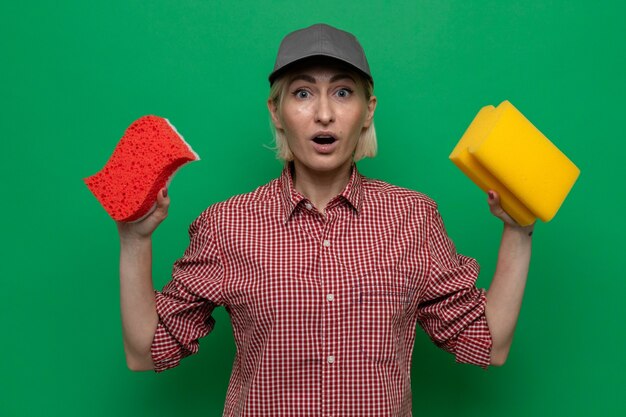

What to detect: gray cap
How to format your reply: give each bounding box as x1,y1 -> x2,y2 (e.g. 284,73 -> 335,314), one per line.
269,23 -> 373,85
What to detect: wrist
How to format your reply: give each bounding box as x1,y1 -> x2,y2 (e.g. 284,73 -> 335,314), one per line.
503,222 -> 535,238
119,232 -> 152,247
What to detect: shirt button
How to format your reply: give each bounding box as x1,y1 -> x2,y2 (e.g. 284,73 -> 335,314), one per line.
323,240 -> 331,247
326,294 -> 334,301
327,355 -> 335,364
305,203 -> 313,210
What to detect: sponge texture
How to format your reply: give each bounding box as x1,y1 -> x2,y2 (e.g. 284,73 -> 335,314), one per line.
84,115 -> 199,222
450,101 -> 579,226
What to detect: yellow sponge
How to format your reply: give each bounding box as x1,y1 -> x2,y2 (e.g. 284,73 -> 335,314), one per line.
449,100 -> 580,226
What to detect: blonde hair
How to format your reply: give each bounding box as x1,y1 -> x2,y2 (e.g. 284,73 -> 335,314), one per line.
268,70 -> 377,162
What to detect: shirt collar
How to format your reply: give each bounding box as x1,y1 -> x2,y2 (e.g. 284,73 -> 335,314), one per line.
279,162 -> 364,223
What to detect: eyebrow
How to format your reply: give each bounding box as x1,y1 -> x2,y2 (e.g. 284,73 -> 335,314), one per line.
290,73 -> 356,84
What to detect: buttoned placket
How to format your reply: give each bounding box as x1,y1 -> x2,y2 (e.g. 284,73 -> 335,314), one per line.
319,204 -> 342,417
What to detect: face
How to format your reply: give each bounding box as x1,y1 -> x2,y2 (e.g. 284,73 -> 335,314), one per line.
268,63 -> 377,178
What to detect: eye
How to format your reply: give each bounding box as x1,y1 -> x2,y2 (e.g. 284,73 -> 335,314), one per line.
293,89 -> 310,99
336,88 -> 352,98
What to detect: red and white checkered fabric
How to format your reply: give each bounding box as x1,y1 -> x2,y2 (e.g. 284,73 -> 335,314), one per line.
152,164 -> 492,416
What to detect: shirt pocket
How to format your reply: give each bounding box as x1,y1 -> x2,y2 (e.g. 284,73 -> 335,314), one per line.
358,282 -> 416,363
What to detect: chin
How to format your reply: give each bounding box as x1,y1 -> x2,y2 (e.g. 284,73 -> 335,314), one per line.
293,155 -> 349,175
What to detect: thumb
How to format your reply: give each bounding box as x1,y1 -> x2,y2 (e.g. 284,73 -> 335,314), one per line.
154,188 -> 170,219
487,190 -> 507,218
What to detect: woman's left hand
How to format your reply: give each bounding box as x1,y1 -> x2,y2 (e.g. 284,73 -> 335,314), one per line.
487,190 -> 535,235
484,189 -> 534,366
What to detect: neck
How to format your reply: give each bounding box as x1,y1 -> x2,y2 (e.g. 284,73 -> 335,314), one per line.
291,160 -> 353,213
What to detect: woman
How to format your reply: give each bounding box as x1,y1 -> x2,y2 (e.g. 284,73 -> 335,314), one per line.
117,23 -> 533,416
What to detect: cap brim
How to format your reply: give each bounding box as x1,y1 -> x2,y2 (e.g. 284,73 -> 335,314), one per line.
269,55 -> 373,85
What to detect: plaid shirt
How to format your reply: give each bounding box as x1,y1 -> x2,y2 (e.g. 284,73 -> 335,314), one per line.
151,164 -> 492,416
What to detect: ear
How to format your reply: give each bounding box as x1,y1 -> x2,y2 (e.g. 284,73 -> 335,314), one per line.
363,95 -> 377,128
267,99 -> 284,130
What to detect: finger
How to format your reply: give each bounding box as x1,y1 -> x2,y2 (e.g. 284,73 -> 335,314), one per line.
156,188 -> 170,206
487,190 -> 510,219
487,190 -> 499,205
487,190 -> 501,213
487,190 -> 522,227
154,188 -> 170,217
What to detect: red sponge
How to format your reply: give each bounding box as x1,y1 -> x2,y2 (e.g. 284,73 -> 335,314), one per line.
84,115 -> 200,222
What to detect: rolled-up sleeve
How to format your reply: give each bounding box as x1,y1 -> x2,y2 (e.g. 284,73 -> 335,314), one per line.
151,210 -> 224,372
417,207 -> 492,369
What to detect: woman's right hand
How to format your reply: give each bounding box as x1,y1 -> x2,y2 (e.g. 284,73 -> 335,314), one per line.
116,188 -> 171,241
117,188 -> 168,371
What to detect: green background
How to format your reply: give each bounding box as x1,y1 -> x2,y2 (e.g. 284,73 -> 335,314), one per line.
2,1 -> 624,416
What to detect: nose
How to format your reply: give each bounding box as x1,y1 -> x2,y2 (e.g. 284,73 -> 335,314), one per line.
314,95 -> 334,125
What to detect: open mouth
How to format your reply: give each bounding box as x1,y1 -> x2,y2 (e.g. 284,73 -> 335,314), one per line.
312,135 -> 336,145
